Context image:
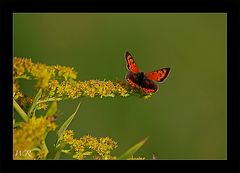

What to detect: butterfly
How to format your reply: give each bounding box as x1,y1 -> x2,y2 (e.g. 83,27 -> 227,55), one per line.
125,51 -> 171,93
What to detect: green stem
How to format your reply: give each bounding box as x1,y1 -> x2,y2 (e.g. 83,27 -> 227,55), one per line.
37,97 -> 63,104
13,99 -> 28,122
28,88 -> 42,117
41,133 -> 49,159
46,142 -> 66,160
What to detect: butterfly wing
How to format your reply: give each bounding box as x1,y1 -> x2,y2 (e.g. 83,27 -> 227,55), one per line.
145,68 -> 170,82
125,51 -> 139,73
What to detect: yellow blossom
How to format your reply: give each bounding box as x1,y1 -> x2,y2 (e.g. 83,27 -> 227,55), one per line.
13,57 -> 77,83
127,156 -> 145,160
13,57 -> 152,101
61,130 -> 118,160
13,116 -> 57,160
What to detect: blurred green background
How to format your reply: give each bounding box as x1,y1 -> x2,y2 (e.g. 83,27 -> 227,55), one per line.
14,13 -> 226,159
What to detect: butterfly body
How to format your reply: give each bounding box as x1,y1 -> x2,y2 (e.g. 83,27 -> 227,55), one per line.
128,71 -> 145,85
125,51 -> 170,93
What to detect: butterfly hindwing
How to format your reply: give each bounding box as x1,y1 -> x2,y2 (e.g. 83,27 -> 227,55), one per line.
145,68 -> 170,82
125,51 -> 139,73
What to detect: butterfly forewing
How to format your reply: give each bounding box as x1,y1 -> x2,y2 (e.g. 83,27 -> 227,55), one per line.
125,51 -> 170,93
125,51 -> 139,73
145,68 -> 170,82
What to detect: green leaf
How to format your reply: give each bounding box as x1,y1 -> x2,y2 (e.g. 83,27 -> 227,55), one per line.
117,137 -> 148,160
46,146 -> 62,160
46,141 -> 65,160
13,121 -> 22,128
45,101 -> 57,117
61,149 -> 71,154
57,102 -> 81,143
13,99 -> 28,122
15,74 -> 31,80
47,103 -> 81,160
53,151 -> 61,160
27,88 -> 42,117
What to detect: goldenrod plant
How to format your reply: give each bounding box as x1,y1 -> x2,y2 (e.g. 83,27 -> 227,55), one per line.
13,57 -> 151,160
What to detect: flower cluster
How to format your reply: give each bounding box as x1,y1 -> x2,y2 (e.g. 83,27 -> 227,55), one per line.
13,80 -> 23,99
14,93 -> 48,113
14,57 -> 152,103
13,57 -> 77,88
45,80 -> 129,99
61,130 -> 117,160
127,156 -> 145,160
13,57 -> 151,160
13,116 -> 57,160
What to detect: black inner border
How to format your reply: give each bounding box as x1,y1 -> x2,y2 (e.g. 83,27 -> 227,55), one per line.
0,0 -> 239,172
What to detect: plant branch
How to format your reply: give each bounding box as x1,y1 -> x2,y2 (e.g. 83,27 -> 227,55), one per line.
13,99 -> 28,122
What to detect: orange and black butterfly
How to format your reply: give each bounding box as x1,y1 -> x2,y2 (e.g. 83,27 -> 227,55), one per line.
125,51 -> 171,93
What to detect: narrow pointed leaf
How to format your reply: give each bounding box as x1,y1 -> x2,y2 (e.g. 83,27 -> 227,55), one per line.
46,146 -> 62,160
45,101 -> 57,117
28,88 -> 42,116
118,137 -> 148,160
57,102 -> 81,142
13,99 -> 28,122
53,150 -> 61,160
47,103 -> 81,160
